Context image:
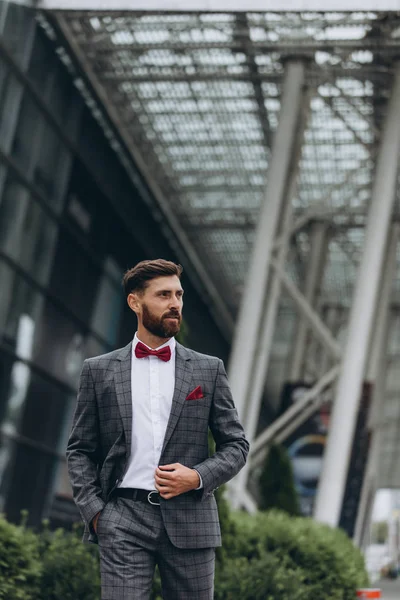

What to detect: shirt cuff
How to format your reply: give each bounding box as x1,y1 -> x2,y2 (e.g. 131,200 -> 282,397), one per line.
193,469 -> 203,490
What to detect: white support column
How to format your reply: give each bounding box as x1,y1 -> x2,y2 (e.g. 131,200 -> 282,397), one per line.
228,60 -> 306,421
289,221 -> 330,381
353,224 -> 400,547
314,64 -> 400,527
230,172 -> 295,506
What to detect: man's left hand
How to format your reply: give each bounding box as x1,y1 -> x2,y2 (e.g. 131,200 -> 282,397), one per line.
155,463 -> 200,499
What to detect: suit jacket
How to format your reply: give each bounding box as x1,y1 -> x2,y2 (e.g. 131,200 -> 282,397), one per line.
66,341 -> 249,549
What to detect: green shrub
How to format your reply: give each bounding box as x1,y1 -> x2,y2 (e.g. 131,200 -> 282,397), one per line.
150,566 -> 162,600
220,510 -> 369,600
0,505 -> 368,600
259,444 -> 300,515
38,523 -> 100,600
215,552 -> 309,600
0,513 -> 41,599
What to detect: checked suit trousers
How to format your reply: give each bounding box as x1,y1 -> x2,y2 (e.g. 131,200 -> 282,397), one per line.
97,494 -> 215,600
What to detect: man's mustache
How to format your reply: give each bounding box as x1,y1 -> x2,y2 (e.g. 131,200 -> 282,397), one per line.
163,312 -> 181,320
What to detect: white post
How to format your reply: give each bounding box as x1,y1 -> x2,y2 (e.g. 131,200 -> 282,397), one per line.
289,221 -> 330,381
231,179 -> 295,505
314,64 -> 400,527
228,60 -> 306,422
353,224 -> 400,547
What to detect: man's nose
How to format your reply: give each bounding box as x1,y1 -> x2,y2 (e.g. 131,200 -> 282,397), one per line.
170,296 -> 181,310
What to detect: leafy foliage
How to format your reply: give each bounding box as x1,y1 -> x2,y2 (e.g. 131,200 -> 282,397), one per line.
0,501 -> 368,599
215,552 -> 308,600
371,520 -> 388,544
215,510 -> 369,600
259,444 -> 300,515
0,513 -> 41,600
38,522 -> 100,600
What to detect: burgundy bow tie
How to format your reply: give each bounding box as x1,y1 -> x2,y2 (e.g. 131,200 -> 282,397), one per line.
135,341 -> 171,362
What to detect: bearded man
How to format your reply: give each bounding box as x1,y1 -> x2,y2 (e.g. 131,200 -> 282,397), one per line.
67,258 -> 249,600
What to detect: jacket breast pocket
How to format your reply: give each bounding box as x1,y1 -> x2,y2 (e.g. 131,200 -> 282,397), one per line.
181,398 -> 211,426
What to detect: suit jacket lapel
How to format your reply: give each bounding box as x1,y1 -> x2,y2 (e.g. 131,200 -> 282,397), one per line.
162,342 -> 193,454
113,342 -> 133,458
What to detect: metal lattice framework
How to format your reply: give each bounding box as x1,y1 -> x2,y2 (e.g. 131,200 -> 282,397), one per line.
42,10 -> 400,499
48,11 -> 400,316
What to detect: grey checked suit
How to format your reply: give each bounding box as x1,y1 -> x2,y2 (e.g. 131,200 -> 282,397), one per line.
67,341 -> 249,598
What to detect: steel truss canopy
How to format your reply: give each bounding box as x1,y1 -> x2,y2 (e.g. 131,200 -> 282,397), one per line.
44,9 -> 400,317
40,8 -> 400,498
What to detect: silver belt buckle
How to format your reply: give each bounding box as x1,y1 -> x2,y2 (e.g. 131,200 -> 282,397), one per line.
147,490 -> 161,506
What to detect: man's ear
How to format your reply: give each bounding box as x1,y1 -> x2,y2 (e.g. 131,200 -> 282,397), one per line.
127,292 -> 140,314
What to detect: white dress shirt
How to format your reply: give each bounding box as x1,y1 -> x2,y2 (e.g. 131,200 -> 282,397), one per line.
120,334 -> 176,491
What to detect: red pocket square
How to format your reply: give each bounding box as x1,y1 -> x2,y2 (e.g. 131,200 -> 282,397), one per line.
186,386 -> 204,400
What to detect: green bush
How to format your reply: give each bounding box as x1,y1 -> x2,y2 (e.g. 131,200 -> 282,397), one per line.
0,513 -> 41,599
215,552 -> 308,600
259,444 -> 300,515
38,523 -> 100,600
0,504 -> 368,600
216,509 -> 369,600
150,566 -> 162,600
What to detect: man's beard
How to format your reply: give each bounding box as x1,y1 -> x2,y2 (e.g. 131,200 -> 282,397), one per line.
142,303 -> 181,339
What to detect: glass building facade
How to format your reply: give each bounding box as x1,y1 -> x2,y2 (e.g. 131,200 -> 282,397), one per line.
0,3 -> 228,528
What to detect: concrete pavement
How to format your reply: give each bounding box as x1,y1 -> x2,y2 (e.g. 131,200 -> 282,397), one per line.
376,579 -> 400,599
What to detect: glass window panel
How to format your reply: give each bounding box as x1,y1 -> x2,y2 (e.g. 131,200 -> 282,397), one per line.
51,391 -> 77,507
0,176 -> 58,286
10,94 -> 42,173
0,163 -> 6,196
27,30 -> 56,93
31,296 -> 95,388
0,350 -> 74,522
49,458 -> 80,527
1,4 -> 35,68
0,68 -> 23,152
0,262 -> 47,379
91,258 -> 123,347
0,259 -> 108,392
48,69 -> 75,127
33,122 -> 64,205
0,2 -> 7,33
2,441 -> 57,525
49,228 -> 100,325
21,370 -> 73,448
0,57 -> 10,114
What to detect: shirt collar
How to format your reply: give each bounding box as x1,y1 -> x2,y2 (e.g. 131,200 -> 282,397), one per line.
133,332 -> 176,354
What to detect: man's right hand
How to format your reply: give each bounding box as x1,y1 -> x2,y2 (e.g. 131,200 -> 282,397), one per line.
92,511 -> 101,533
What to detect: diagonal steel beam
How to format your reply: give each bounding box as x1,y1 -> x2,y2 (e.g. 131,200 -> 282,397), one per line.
324,75 -> 382,140
320,96 -> 373,149
250,365 -> 340,461
270,258 -> 342,358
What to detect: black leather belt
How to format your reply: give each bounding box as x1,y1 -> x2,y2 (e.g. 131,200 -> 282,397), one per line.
115,488 -> 161,506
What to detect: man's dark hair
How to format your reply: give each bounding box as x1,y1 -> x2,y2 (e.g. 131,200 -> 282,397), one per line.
122,259 -> 183,298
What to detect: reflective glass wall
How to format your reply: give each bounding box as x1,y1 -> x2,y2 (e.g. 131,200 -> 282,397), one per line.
0,3 -> 229,527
